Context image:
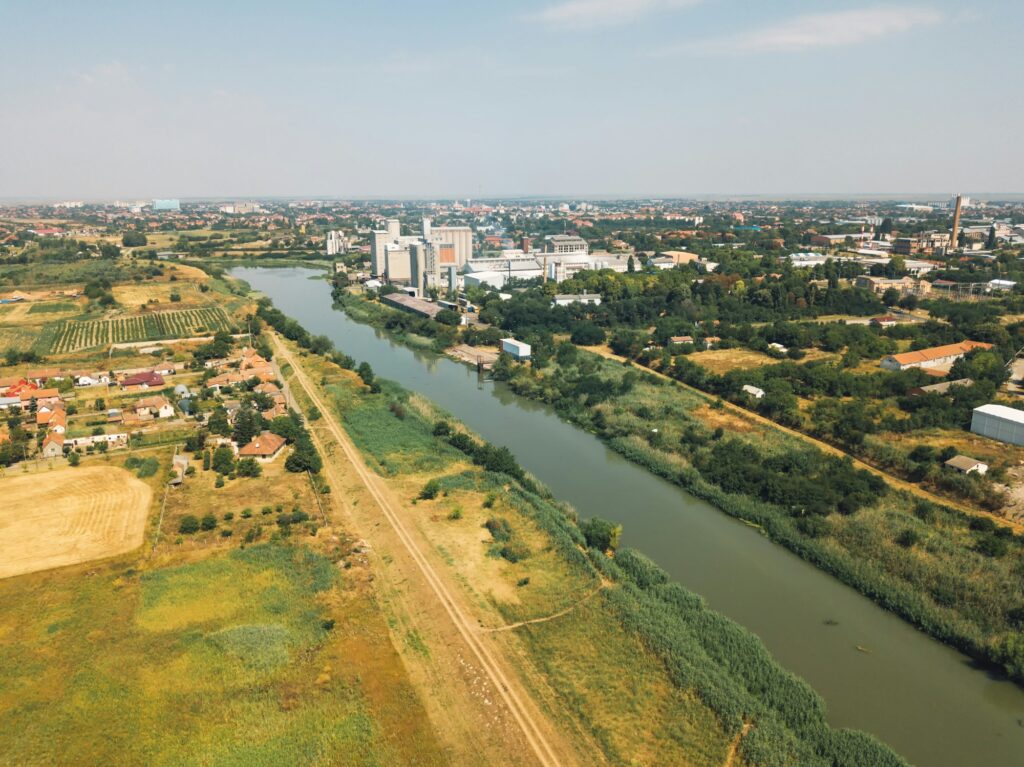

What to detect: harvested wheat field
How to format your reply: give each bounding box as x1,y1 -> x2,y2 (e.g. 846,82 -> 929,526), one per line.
0,466 -> 152,579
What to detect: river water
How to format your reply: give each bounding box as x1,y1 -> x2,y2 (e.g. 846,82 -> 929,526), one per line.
234,266 -> 1024,767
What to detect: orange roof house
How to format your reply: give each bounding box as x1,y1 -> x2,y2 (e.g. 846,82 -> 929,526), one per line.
237,431 -> 286,461
41,432 -> 65,458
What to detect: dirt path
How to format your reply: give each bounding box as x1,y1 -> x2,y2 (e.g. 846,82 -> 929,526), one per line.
589,345 -> 1024,533
481,583 -> 606,633
272,334 -> 578,767
722,722 -> 752,767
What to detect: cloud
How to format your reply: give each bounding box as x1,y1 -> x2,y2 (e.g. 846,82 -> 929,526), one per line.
529,0 -> 702,28
659,5 -> 943,56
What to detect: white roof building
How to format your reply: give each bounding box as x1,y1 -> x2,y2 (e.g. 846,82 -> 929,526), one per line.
971,404 -> 1024,446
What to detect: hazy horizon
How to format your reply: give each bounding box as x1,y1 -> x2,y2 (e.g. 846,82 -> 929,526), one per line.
3,0 -> 1022,199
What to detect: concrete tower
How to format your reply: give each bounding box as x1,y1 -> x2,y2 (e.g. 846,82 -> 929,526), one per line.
950,194 -> 963,251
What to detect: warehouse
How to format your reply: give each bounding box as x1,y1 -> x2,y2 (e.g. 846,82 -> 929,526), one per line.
970,403 -> 1024,446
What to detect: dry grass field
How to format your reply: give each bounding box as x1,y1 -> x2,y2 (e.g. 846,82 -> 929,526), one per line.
111,281 -> 207,307
689,346 -> 836,375
688,347 -> 782,374
0,465 -> 152,579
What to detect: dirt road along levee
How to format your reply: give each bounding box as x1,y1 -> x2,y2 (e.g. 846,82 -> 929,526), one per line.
270,333 -> 579,767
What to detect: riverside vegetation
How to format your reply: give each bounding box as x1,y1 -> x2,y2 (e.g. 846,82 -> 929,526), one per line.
332,285 -> 1024,688
255,292 -> 907,766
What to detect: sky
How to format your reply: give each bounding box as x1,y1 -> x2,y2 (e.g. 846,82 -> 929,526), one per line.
1,0 -> 1021,199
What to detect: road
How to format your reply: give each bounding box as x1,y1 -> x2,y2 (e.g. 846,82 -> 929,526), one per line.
270,333 -> 575,767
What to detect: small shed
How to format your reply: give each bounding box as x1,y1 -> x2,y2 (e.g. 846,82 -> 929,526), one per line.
944,455 -> 988,475
742,384 -> 765,399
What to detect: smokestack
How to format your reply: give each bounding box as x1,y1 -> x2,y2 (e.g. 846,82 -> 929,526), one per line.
950,194 -> 963,251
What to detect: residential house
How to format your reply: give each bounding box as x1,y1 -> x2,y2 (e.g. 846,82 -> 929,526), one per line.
134,396 -> 175,419
41,432 -> 64,458
238,431 -> 287,462
120,371 -> 165,390
21,388 -> 61,408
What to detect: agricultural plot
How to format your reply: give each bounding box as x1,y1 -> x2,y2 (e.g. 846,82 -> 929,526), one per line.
50,306 -> 232,353
0,465 -> 152,579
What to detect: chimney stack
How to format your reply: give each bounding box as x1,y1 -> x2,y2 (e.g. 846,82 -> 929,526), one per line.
950,194 -> 963,251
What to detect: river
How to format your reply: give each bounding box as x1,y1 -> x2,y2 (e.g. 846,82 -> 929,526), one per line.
233,266 -> 1024,767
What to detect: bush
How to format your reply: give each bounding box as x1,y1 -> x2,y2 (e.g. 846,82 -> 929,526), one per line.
976,534 -> 1008,558
419,478 -> 441,500
200,513 -> 217,531
895,529 -> 920,549
580,517 -> 622,553
432,420 -> 452,437
178,515 -> 200,534
484,517 -> 513,543
236,457 -> 262,477
215,474 -> 225,488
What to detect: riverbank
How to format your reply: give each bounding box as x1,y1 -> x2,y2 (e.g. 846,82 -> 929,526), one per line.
261,305 -> 907,766
329,284 -> 1024,689
232,265 -> 1024,767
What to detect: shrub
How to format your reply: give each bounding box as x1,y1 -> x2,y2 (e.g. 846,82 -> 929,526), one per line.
432,420 -> 451,437
447,507 -> 463,520
236,457 -> 262,477
498,541 -> 531,563
223,511 -> 234,521
895,529 -> 920,549
178,515 -> 200,534
976,534 -> 1008,558
419,478 -> 441,500
580,517 -> 622,553
215,474 -> 225,488
484,517 -> 513,543
200,513 -> 217,531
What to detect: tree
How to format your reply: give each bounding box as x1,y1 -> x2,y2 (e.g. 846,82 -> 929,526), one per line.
99,243 -> 121,259
231,406 -> 264,446
627,255 -> 636,273
986,226 -> 997,250
122,232 -> 148,247
211,445 -> 235,475
435,309 -> 461,326
580,517 -> 622,553
570,322 -> 606,346
179,514 -> 200,534
208,406 -> 231,436
236,457 -> 262,477
200,513 -> 218,531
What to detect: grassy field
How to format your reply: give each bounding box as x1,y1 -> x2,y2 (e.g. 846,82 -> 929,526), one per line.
688,347 -> 836,375
26,301 -> 80,314
0,543 -> 445,766
158,453 -> 321,558
112,281 -> 208,307
0,464 -> 154,579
